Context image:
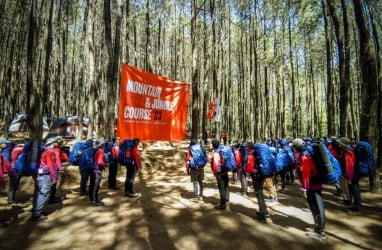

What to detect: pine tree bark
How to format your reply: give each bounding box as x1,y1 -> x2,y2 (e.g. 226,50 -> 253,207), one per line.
352,0 -> 380,190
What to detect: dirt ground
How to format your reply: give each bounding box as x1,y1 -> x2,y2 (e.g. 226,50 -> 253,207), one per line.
0,140 -> 381,250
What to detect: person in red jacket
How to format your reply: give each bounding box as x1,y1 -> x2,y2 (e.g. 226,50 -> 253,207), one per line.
7,143 -> 24,205
125,138 -> 141,197
49,136 -> 64,204
0,137 -> 11,227
210,139 -> 230,210
327,138 -> 344,196
0,138 -> 11,191
107,137 -> 120,190
336,137 -> 361,214
185,140 -> 206,201
292,138 -> 326,239
90,138 -> 107,206
243,141 -> 270,223
32,137 -> 61,221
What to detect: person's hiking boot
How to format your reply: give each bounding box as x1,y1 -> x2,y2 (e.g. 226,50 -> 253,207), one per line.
125,192 -> 139,198
255,214 -> 267,223
109,186 -> 120,190
256,211 -> 270,218
0,220 -> 7,228
264,198 -> 278,204
302,207 -> 311,212
347,207 -> 362,215
48,197 -> 62,204
80,191 -> 88,196
91,200 -> 105,207
332,190 -> 342,196
214,204 -> 226,210
190,196 -> 200,202
305,231 -> 326,239
31,215 -> 48,222
337,199 -> 352,206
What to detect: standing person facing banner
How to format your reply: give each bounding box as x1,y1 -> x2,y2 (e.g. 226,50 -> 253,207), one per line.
89,139 -> 107,206
186,140 -> 207,201
49,136 -> 64,204
243,142 -> 270,223
106,137 -> 120,190
122,138 -> 141,198
32,137 -> 60,221
210,139 -> 230,210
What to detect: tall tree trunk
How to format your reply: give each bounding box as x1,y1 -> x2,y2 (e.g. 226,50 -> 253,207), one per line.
352,0 -> 379,142
365,0 -> 382,190
327,0 -> 348,137
26,0 -> 42,167
341,0 -> 352,136
352,0 -> 380,190
190,0 -> 200,141
86,0 -> 96,139
251,0 -> 260,141
104,0 -> 122,139
288,0 -> 297,137
43,0 -> 55,118
322,0 -> 335,137
144,0 -> 152,72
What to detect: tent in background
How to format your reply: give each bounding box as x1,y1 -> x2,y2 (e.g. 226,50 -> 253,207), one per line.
8,113 -> 50,133
46,116 -> 89,139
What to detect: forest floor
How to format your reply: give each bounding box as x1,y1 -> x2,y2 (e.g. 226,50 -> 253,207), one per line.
0,140 -> 381,250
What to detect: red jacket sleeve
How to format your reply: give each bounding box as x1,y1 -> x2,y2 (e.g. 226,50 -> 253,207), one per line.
0,154 -> 11,188
41,149 -> 58,181
112,145 -> 119,160
132,146 -> 141,169
344,149 -> 356,181
53,148 -> 63,171
95,149 -> 107,168
186,150 -> 192,170
299,154 -> 317,191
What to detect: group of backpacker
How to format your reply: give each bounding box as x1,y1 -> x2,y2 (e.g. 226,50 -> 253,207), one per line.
69,137 -> 142,203
184,135 -> 376,239
0,136 -> 142,223
0,136 -> 66,222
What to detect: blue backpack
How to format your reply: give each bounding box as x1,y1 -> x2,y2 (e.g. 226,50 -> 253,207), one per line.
1,141 -> 16,161
239,143 -> 248,167
275,146 -> 295,172
189,144 -> 208,169
253,143 -> 277,177
104,141 -> 117,163
69,141 -> 88,166
118,139 -> 134,166
79,147 -> 98,171
217,145 -> 236,171
354,141 -> 376,177
306,142 -> 341,184
15,140 -> 43,176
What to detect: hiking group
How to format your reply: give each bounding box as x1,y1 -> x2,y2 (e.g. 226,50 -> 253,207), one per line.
0,134 -> 376,238
185,136 -> 376,239
0,136 -> 141,224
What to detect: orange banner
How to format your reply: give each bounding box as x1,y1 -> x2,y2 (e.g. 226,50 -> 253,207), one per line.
117,64 -> 190,142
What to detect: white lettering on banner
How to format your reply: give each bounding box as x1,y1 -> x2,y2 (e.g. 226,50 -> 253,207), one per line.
126,80 -> 162,98
124,106 -> 152,120
151,99 -> 175,111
